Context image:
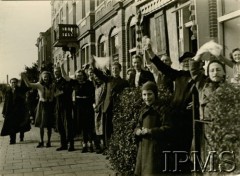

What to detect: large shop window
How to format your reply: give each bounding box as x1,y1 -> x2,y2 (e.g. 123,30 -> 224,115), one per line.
98,35 -> 106,57
110,28 -> 119,62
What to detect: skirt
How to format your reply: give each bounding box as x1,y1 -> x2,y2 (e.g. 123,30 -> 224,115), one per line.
35,101 -> 55,128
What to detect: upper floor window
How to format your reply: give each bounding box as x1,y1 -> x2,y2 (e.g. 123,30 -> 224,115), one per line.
110,28 -> 119,61
82,0 -> 86,18
73,2 -> 76,24
60,9 -> 63,24
129,16 -> 137,50
81,45 -> 89,66
96,0 -> 104,7
98,35 -> 106,57
66,4 -> 69,24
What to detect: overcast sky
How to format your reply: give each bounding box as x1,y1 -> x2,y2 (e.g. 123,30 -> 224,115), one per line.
0,1 -> 51,83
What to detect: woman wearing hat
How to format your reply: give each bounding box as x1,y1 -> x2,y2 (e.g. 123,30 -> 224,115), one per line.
190,53 -> 226,164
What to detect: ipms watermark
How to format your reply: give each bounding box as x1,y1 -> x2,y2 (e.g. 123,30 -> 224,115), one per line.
161,151 -> 236,173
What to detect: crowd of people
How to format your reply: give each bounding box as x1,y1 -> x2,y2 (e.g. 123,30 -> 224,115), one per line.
0,39 -> 239,175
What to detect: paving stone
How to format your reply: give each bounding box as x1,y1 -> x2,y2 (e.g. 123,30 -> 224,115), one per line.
0,104 -> 116,176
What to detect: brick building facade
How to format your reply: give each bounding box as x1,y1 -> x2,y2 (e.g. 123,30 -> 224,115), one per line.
50,0 -> 240,79
36,28 -> 52,71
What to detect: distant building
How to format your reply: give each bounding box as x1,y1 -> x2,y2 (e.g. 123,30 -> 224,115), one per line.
36,27 -> 52,71
50,0 -> 240,78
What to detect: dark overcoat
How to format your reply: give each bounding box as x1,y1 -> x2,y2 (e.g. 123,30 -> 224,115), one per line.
130,69 -> 155,87
134,102 -> 174,176
93,68 -> 129,139
1,86 -> 30,136
151,55 -> 198,153
150,55 -> 200,173
54,77 -> 74,139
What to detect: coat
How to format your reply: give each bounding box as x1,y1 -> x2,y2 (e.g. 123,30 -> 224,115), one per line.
94,82 -> 107,135
131,69 -> 155,87
134,102 -> 174,176
150,55 -> 198,173
190,59 -> 223,163
93,68 -> 129,140
92,68 -> 129,113
54,77 -> 74,138
71,79 -> 95,136
1,85 -> 30,136
190,59 -> 223,120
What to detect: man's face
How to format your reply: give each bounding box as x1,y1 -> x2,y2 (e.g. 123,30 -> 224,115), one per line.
161,55 -> 172,66
54,69 -> 61,79
112,65 -> 121,78
10,80 -> 18,89
88,69 -> 94,80
132,57 -> 142,71
180,58 -> 191,71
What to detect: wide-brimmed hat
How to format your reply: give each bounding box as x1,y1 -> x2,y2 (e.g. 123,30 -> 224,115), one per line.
179,52 -> 195,63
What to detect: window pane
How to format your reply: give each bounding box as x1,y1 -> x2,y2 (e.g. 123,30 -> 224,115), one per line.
130,26 -> 136,49
81,48 -> 85,65
98,42 -> 105,57
223,0 -> 240,15
111,35 -> 119,56
82,0 -> 86,18
223,17 -> 240,78
86,46 -> 89,63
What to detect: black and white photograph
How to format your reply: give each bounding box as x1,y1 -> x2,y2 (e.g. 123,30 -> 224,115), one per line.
0,0 -> 240,175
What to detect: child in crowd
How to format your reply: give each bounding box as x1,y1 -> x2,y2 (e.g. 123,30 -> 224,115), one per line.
134,81 -> 173,176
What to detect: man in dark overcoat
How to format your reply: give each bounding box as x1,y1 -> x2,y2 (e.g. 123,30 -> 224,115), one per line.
1,78 -> 30,144
131,54 -> 155,87
54,67 -> 75,151
145,46 -> 199,173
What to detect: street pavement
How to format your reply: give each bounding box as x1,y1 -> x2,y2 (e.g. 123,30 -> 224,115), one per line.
0,103 -> 116,176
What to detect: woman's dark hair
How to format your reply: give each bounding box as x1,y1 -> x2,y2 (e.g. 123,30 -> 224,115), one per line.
207,59 -> 226,80
75,69 -> 88,81
10,78 -> 18,83
229,48 -> 240,63
132,54 -> 143,63
112,62 -> 122,70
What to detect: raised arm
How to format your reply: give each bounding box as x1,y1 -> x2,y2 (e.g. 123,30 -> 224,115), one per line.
189,55 -> 206,88
144,42 -> 179,80
21,73 -> 39,89
144,50 -> 159,76
60,61 -> 71,81
218,55 -> 233,68
89,57 -> 110,83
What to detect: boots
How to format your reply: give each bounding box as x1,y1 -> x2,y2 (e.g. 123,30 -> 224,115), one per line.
68,140 -> 75,152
